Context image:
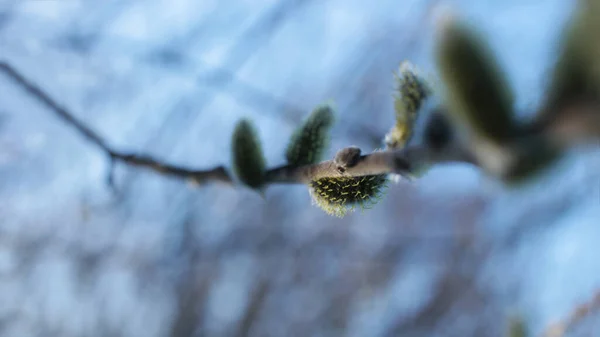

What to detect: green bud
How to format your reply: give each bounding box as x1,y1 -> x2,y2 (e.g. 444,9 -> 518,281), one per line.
385,62 -> 431,149
385,62 -> 432,149
385,63 -> 436,180
435,19 -> 517,145
542,0 -> 600,114
286,103 -> 335,166
231,119 -> 266,190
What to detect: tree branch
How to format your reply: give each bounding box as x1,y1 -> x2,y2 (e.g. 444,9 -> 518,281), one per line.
265,143 -> 476,184
540,100 -> 600,148
0,61 -> 232,186
0,61 -> 477,189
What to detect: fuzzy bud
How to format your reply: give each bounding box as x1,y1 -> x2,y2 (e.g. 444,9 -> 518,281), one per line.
286,103 -> 335,166
385,61 -> 432,150
231,119 -> 266,190
435,17 -> 517,146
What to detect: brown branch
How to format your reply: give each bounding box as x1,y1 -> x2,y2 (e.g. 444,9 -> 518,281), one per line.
544,100 -> 600,147
265,143 -> 477,184
0,61 -> 478,189
0,61 -> 232,186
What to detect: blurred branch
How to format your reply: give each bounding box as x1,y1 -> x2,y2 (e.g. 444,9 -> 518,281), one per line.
383,253 -> 477,337
169,268 -> 215,337
169,216 -> 213,337
537,100 -> 600,147
235,278 -> 270,337
542,288 -> 600,337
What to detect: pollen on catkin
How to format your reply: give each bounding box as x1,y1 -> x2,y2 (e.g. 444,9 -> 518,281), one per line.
286,103 -> 335,166
283,102 -> 388,217
385,61 -> 432,150
231,118 -> 266,190
309,174 -> 389,217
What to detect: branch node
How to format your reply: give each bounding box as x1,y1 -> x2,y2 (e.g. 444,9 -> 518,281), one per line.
334,146 -> 362,173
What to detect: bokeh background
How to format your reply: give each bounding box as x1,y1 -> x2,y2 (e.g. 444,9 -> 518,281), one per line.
1,0 -> 600,336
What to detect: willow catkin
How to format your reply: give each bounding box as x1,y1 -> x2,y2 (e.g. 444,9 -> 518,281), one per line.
286,103 -> 335,166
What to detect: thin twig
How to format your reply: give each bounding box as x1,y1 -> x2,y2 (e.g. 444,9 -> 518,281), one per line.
542,288 -> 600,337
0,61 -> 232,186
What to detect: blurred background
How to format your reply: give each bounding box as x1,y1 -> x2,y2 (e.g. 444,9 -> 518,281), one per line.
1,0 -> 600,336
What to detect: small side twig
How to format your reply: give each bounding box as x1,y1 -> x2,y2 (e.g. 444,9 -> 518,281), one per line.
542,288 -> 600,337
